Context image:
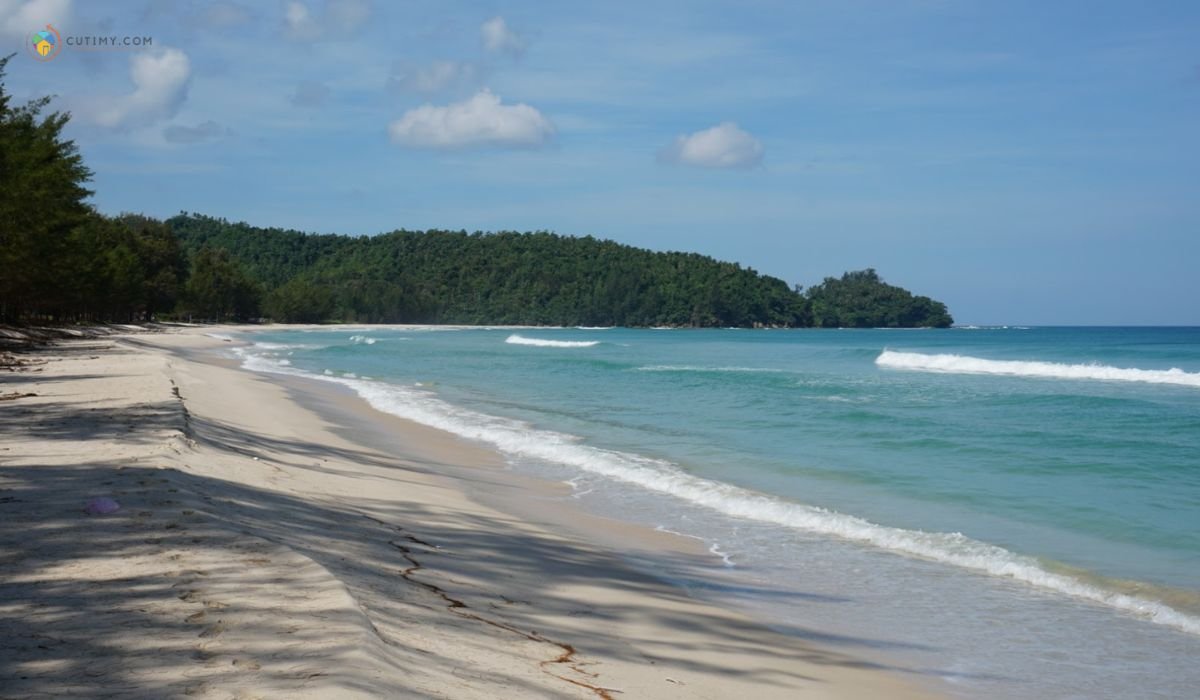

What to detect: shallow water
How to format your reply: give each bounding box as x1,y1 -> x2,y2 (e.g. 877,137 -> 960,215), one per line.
236,326 -> 1200,698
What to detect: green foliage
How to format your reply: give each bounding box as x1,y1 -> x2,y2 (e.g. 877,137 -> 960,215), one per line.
806,269 -> 953,328
167,215 -> 813,327
1,57 -> 188,323
181,247 -> 261,322
265,277 -> 334,323
0,54 -> 94,321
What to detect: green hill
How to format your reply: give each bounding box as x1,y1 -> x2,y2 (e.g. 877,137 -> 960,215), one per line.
166,214 -> 952,328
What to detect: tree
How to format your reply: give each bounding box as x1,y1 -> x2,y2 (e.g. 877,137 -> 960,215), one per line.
265,277 -> 334,323
0,54 -> 94,321
805,269 -> 953,328
182,248 -> 261,322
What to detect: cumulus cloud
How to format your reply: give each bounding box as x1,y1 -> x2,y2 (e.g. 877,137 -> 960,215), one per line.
92,48 -> 191,129
481,16 -> 526,57
388,89 -> 553,150
284,0 -> 369,40
388,60 -> 482,94
163,120 -> 229,144
290,80 -> 330,107
0,0 -> 72,40
658,122 -> 764,169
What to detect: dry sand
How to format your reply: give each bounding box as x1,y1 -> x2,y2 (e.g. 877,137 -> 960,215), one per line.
0,327 -> 939,699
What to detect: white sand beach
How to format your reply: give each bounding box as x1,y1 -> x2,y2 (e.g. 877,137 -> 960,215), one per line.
0,327 -> 937,698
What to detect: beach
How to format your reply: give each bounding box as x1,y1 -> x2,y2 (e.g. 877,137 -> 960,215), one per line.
0,327 -> 934,699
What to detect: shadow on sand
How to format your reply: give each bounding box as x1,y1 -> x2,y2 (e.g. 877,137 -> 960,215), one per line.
1,380 -> 1008,697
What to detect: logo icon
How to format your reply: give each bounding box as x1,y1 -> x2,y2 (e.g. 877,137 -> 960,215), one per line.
29,24 -> 61,61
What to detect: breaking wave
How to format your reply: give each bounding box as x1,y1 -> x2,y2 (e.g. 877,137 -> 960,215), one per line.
233,344 -> 1200,636
506,334 -> 600,348
876,351 -> 1200,388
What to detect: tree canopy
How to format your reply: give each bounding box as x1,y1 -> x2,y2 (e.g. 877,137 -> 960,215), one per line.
806,269 -> 953,328
167,214 -> 815,327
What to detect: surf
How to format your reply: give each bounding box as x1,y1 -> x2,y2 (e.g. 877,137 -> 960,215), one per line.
505,334 -> 600,348
233,343 -> 1200,636
876,350 -> 1200,388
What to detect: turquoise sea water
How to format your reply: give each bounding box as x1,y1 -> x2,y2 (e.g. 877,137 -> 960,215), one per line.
234,326 -> 1200,698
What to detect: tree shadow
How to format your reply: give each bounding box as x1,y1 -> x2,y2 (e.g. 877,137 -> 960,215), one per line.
1,398 -> 185,445
2,357 -> 1017,697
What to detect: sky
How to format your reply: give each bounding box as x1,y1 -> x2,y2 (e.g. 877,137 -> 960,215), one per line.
2,0 -> 1198,325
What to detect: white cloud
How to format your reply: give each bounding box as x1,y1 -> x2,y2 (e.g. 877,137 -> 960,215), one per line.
388,60 -> 482,94
388,89 -> 554,150
92,48 -> 191,129
659,122 -> 764,169
481,16 -> 526,57
284,0 -> 370,40
0,0 -> 72,40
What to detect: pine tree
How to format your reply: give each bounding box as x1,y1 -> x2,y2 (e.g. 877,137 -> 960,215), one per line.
0,54 -> 94,322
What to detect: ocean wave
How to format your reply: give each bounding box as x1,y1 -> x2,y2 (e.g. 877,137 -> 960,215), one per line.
876,351 -> 1200,388
231,344 -> 1200,635
349,335 -> 376,345
253,341 -> 324,351
505,334 -> 600,348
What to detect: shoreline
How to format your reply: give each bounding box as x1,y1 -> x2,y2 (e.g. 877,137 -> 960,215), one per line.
0,327 -> 938,698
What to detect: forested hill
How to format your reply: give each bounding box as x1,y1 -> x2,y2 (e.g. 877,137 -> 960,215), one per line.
167,214 -> 952,328
167,214 -> 805,326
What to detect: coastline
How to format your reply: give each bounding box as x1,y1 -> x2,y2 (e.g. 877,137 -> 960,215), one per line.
0,326 -> 938,698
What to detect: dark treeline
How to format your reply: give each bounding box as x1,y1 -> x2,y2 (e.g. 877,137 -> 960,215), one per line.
807,269 -> 953,328
0,56 -> 952,328
167,215 -> 811,327
166,215 -> 953,327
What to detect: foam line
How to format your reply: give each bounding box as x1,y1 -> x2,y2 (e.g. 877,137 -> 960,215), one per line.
506,334 -> 600,348
233,346 -> 1200,636
877,350 -> 1200,388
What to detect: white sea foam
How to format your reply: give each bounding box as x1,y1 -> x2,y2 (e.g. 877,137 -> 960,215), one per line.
654,525 -> 735,567
205,333 -> 235,341
253,341 -> 321,351
877,350 -> 1200,388
505,334 -> 600,348
349,335 -> 377,345
233,344 -> 1200,636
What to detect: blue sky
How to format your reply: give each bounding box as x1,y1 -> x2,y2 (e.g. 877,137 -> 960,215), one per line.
3,0 -> 1198,324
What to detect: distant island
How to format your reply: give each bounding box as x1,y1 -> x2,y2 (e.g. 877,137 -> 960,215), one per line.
0,55 -> 951,329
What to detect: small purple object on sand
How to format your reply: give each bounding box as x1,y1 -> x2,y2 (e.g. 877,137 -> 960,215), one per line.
85,496 -> 121,515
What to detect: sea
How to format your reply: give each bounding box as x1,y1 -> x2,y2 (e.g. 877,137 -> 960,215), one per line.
228,326 -> 1200,699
